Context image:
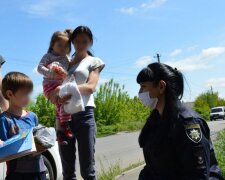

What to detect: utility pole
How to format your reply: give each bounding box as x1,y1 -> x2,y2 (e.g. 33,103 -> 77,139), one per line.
210,85 -> 213,95
154,53 -> 161,63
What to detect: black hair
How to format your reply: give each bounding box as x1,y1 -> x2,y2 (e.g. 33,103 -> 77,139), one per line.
137,63 -> 184,147
137,63 -> 184,100
67,26 -> 94,56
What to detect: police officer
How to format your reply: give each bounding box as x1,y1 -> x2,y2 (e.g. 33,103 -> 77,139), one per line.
0,55 -> 8,112
137,63 -> 224,180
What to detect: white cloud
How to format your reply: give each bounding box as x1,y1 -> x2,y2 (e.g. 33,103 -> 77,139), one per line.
206,77 -> 225,88
22,0 -> 58,17
21,0 -> 74,18
118,7 -> 137,15
201,47 -> 225,58
165,46 -> 225,72
141,0 -> 167,9
118,0 -> 167,15
169,49 -> 182,57
135,56 -> 152,68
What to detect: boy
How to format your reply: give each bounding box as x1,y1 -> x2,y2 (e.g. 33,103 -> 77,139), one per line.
0,72 -> 46,180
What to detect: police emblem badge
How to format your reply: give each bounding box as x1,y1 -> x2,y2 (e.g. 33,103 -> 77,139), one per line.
184,124 -> 202,143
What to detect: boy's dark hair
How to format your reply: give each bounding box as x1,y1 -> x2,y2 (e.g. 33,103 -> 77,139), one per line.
1,72 -> 33,100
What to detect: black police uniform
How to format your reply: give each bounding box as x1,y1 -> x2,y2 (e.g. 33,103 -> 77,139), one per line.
138,103 -> 224,180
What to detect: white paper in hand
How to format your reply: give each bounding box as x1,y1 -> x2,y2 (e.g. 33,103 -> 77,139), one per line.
59,75 -> 85,114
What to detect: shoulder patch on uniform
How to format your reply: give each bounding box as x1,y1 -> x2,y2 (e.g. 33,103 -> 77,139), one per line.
184,124 -> 202,143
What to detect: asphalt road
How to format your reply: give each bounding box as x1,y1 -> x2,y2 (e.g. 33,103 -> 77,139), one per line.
75,120 -> 225,179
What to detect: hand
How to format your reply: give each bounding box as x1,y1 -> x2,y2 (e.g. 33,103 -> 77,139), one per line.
48,64 -> 67,80
32,142 -> 47,157
57,94 -> 72,104
35,142 -> 47,152
0,139 -> 4,145
48,87 -> 72,105
52,66 -> 67,79
54,72 -> 67,80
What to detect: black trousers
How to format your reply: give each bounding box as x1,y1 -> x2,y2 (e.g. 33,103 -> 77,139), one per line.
6,172 -> 46,180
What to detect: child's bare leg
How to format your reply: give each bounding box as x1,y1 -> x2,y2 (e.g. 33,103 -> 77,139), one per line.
59,103 -> 74,138
56,105 -> 69,145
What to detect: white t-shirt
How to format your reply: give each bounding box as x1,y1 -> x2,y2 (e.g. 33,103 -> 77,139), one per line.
68,56 -> 105,107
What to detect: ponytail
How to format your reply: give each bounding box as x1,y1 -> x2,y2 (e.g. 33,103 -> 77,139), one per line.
64,29 -> 73,40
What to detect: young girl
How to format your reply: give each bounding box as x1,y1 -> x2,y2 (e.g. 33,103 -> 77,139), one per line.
38,31 -> 74,144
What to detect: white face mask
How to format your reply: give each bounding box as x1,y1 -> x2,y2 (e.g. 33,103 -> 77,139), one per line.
138,91 -> 158,109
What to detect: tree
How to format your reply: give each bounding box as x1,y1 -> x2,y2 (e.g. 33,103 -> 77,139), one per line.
193,90 -> 225,120
94,79 -> 150,135
28,94 -> 56,127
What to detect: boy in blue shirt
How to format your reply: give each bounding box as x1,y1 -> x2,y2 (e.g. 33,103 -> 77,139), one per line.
0,72 -> 46,180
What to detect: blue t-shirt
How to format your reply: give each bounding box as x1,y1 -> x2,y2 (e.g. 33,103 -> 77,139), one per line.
0,111 -> 46,174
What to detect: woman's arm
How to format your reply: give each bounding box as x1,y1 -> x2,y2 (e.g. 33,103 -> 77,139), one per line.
78,68 -> 101,95
49,67 -> 102,104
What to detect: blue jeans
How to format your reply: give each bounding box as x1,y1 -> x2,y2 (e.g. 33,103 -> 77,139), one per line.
58,107 -> 96,180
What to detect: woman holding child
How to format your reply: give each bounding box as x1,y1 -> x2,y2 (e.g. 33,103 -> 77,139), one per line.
48,26 -> 105,180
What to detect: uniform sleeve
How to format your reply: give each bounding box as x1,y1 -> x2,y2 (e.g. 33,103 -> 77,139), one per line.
175,119 -> 210,179
89,57 -> 105,72
176,118 -> 223,180
37,54 -> 52,77
0,116 -> 12,141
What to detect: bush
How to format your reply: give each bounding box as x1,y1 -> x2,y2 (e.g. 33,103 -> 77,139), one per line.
214,129 -> 225,177
28,94 -> 56,127
193,90 -> 225,120
94,79 -> 150,136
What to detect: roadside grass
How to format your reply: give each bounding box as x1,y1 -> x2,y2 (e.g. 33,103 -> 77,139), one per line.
214,129 -> 225,177
97,161 -> 144,180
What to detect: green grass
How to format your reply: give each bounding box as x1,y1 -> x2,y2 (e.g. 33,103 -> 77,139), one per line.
97,161 -> 144,180
214,129 -> 225,177
97,163 -> 122,180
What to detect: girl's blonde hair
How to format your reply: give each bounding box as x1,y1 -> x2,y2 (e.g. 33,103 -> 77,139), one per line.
47,30 -> 72,53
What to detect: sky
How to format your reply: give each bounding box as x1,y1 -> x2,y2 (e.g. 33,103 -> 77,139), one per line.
1,0 -> 225,102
